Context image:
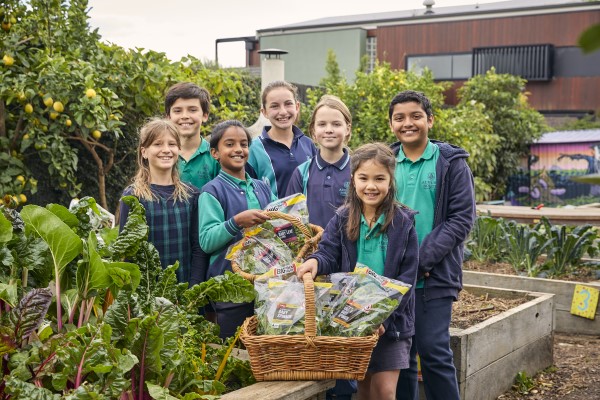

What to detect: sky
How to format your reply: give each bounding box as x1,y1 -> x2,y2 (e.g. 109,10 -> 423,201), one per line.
87,0 -> 499,67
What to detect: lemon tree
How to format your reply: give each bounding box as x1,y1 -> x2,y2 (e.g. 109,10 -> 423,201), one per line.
0,0 -> 260,210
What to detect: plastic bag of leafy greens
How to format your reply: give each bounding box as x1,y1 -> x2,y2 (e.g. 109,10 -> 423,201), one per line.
314,281 -> 333,334
256,279 -> 306,335
261,193 -> 311,256
324,267 -> 411,337
226,226 -> 295,275
264,193 -> 309,224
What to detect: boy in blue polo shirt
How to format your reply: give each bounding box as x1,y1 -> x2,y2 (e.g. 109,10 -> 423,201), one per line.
165,82 -> 220,190
247,80 -> 316,198
199,120 -> 275,338
390,90 -> 475,400
285,94 -> 351,228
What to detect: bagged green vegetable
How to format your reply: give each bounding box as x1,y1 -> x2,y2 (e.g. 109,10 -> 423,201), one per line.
319,265 -> 411,337
255,279 -> 306,335
226,226 -> 294,275
261,193 -> 311,256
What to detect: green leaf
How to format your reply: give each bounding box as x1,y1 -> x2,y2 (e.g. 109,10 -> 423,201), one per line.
104,290 -> 133,339
147,382 -> 179,400
109,196 -> 148,259
20,205 -> 83,281
107,261 -> 141,293
0,282 -> 18,307
0,211 -> 13,243
77,232 -> 111,299
184,271 -> 255,311
46,204 -> 79,228
578,23 -> 600,54
129,314 -> 164,377
3,375 -> 61,400
154,297 -> 179,361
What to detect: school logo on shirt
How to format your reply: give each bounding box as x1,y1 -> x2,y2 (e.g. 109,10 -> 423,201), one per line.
339,181 -> 350,197
422,172 -> 436,190
198,164 -> 211,180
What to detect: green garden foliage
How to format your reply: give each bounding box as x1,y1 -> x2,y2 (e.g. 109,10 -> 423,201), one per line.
466,215 -> 599,278
0,198 -> 256,398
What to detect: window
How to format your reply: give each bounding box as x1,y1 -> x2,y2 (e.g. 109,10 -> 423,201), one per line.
406,53 -> 472,80
472,45 -> 553,81
366,36 -> 377,73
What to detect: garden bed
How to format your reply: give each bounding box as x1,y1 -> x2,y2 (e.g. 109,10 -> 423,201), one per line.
444,285 -> 554,400
463,266 -> 600,334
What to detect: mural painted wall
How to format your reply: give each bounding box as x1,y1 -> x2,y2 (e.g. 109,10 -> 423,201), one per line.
507,142 -> 600,206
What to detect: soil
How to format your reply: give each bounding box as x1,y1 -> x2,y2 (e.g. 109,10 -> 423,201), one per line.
459,260 -> 600,400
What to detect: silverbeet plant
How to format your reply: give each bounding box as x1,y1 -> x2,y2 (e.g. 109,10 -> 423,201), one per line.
0,196 -> 256,399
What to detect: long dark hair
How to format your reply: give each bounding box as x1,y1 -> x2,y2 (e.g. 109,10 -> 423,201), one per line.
345,143 -> 398,241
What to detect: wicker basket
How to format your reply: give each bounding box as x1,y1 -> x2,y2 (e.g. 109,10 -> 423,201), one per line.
240,273 -> 379,381
231,210 -> 323,282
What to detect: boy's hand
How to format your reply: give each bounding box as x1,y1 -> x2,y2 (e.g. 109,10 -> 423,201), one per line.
296,259 -> 318,279
233,210 -> 269,229
376,324 -> 385,336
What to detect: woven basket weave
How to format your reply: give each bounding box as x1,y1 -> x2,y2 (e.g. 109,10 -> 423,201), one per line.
240,273 -> 379,381
231,210 -> 323,282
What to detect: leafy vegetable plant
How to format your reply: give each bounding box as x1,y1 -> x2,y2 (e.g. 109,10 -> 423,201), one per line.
0,196 -> 256,399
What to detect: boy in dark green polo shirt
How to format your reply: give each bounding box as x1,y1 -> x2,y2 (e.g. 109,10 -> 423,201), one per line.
165,82 -> 220,190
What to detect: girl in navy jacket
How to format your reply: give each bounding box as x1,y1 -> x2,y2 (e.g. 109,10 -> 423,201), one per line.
297,143 -> 418,400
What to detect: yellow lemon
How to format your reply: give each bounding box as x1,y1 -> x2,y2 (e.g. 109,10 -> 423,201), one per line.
1,21 -> 11,32
2,54 -> 14,66
16,175 -> 25,184
43,96 -> 53,107
19,194 -> 26,204
92,130 -> 102,140
66,119 -> 72,127
49,112 -> 59,120
85,88 -> 97,99
23,134 -> 29,140
53,101 -> 64,112
24,103 -> 33,114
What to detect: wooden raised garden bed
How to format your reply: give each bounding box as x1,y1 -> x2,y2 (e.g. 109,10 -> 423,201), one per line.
464,271 -> 600,335
418,285 -> 555,400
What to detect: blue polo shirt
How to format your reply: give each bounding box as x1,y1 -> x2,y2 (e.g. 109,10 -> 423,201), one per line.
285,148 -> 351,228
357,214 -> 387,276
247,125 -> 317,198
178,138 -> 220,190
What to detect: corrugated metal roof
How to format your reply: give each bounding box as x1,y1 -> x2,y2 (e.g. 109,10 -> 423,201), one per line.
258,0 -> 593,33
535,130 -> 600,144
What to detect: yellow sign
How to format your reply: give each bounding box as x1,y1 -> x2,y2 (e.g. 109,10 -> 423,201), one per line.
571,284 -> 599,320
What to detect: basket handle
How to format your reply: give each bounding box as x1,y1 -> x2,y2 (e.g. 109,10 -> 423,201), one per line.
302,272 -> 317,337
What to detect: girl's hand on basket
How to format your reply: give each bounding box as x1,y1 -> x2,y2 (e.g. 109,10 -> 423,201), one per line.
296,259 -> 318,279
233,210 -> 269,229
376,325 -> 385,336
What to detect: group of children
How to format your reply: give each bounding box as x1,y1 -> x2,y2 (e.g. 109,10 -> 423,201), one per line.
119,81 -> 475,400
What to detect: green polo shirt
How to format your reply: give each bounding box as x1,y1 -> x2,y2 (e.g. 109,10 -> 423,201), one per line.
198,171 -> 265,266
178,138 -> 220,190
357,214 -> 388,276
395,140 -> 439,288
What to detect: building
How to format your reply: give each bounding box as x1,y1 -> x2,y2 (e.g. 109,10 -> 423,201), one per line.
227,0 -> 600,120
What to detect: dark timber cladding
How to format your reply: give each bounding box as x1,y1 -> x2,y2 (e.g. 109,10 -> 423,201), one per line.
377,11 -> 600,69
377,10 -> 600,112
